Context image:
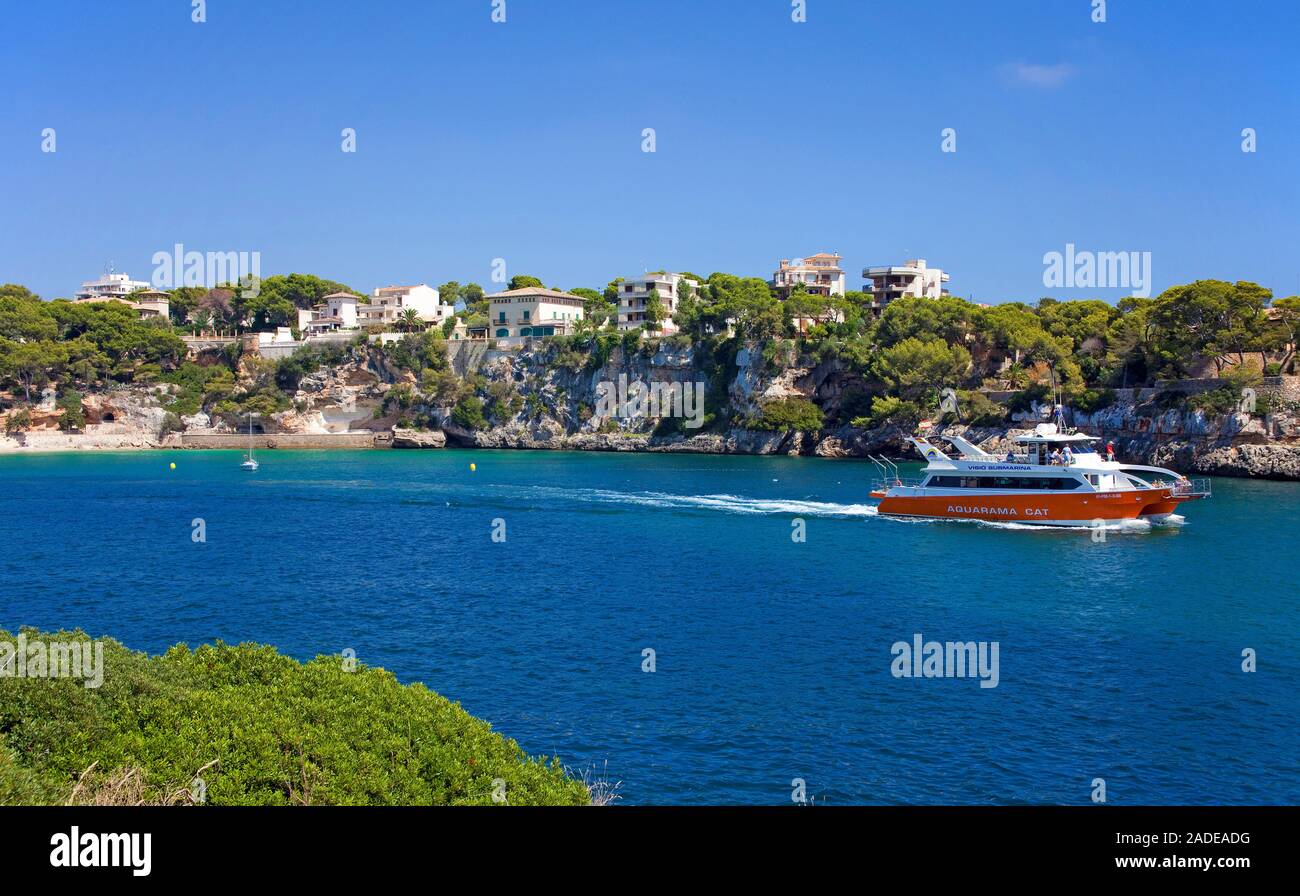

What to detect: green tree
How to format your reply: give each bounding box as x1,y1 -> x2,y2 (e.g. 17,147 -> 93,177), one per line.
507,275 -> 544,291
642,289 -> 665,333
438,281 -> 462,307
1267,295 -> 1300,371
1,340 -> 67,402
460,283 -> 486,315
874,337 -> 972,399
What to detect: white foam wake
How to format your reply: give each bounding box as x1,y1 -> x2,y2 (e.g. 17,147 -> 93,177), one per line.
583,489 -> 879,517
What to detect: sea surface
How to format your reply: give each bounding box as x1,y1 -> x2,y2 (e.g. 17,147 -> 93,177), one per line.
2,448 -> 1297,805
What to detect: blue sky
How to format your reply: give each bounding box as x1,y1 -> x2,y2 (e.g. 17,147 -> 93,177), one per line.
2,0 -> 1297,303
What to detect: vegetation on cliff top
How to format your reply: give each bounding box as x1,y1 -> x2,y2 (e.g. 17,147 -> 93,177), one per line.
0,629 -> 590,806
2,275 -> 1296,435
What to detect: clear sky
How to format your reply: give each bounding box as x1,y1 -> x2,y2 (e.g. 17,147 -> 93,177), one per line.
2,0 -> 1297,303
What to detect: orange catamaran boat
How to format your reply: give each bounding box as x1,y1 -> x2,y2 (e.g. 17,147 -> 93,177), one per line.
869,424 -> 1210,526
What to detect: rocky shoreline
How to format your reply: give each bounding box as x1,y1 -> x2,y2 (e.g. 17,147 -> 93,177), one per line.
5,339 -> 1299,481
6,413 -> 1300,480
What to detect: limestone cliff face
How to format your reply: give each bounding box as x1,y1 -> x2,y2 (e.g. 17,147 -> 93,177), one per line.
434,341 -> 1300,479
439,341 -> 813,454
7,338 -> 1298,479
1070,398 -> 1300,480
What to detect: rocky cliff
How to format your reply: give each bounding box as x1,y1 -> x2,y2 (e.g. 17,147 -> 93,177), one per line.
432,340 -> 1300,480
5,338 -> 1299,480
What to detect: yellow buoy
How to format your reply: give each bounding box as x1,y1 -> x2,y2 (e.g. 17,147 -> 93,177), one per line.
169,462 -> 176,470
470,462 -> 476,472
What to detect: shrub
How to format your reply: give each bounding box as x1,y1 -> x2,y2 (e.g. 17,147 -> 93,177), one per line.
0,629 -> 589,806
160,412 -> 185,436
749,397 -> 824,432
4,408 -> 33,435
450,395 -> 488,431
961,390 -> 1008,426
56,389 -> 85,431
1188,386 -> 1240,415
549,346 -> 587,373
1071,387 -> 1117,414
852,395 -> 923,428
1007,383 -> 1051,413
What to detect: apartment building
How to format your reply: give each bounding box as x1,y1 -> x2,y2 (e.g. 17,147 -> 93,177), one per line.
615,272 -> 699,334
862,258 -> 950,310
74,270 -> 152,302
73,272 -> 169,320
770,253 -> 846,298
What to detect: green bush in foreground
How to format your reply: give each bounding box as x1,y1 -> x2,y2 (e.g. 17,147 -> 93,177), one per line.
0,630 -> 590,806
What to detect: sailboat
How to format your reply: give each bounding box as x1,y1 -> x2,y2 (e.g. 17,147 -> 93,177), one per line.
240,413 -> 259,471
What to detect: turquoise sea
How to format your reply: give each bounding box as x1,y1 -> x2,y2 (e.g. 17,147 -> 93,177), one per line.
1,448 -> 1297,804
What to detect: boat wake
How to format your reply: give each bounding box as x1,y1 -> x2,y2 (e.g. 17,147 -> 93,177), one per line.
584,490 -> 879,518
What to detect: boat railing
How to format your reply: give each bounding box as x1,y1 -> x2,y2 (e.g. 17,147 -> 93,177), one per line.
872,477 -> 926,492
1171,477 -> 1212,498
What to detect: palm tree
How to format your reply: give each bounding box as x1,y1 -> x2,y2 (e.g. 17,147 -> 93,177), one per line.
191,309 -> 213,335
400,308 -> 425,333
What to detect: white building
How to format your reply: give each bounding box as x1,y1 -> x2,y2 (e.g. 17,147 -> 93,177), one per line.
862,258 -> 950,310
359,283 -> 452,328
74,271 -> 152,302
615,272 -> 699,334
300,291 -> 361,336
487,287 -> 586,346
771,253 -> 846,298
73,273 -> 169,321
129,289 -> 170,321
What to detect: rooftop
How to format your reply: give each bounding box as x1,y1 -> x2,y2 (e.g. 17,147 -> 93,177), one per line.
486,287 -> 583,301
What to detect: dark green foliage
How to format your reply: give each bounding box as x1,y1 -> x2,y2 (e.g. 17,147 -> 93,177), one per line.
0,630 -> 589,806
383,332 -> 450,375
275,343 -> 347,392
748,397 -> 824,432
959,389 -> 1009,426
55,388 -> 85,431
451,395 -> 488,431
1071,388 -> 1118,414
851,395 -> 924,428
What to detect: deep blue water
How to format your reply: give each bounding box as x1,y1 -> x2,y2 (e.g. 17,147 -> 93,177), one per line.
2,448 -> 1297,805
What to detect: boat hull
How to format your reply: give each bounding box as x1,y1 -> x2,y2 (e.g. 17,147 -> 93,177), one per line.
875,488 -> 1197,525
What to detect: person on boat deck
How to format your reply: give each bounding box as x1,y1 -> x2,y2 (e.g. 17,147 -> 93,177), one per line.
1005,449 -> 1016,462
1106,441 -> 1116,461
1062,445 -> 1074,465
1050,447 -> 1063,465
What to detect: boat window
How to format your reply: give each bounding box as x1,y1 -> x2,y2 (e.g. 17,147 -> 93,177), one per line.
928,475 -> 1084,490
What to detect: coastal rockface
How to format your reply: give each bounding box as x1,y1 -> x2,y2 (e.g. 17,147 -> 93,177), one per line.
436,341 -> 1300,480
6,339 -> 1299,480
